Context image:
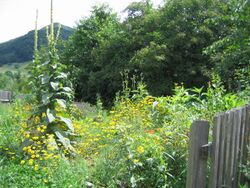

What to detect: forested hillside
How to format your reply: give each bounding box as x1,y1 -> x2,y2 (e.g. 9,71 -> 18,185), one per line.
0,23 -> 73,65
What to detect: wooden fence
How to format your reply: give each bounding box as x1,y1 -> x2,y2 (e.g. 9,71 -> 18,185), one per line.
0,90 -> 12,102
186,104 -> 250,188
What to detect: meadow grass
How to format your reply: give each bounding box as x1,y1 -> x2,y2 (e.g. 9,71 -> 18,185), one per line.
0,61 -> 30,74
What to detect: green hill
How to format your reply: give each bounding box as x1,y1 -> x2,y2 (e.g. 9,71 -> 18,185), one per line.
0,23 -> 74,65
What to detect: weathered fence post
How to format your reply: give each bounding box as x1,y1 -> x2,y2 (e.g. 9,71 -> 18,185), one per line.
0,90 -> 12,103
186,120 -> 210,188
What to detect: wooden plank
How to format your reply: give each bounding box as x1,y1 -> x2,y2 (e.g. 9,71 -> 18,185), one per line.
209,115 -> 223,188
241,105 -> 250,184
228,109 -> 239,187
244,105 -> 250,151
225,110 -> 234,187
207,105 -> 250,188
218,113 -> 227,187
186,120 -> 210,188
232,109 -> 242,187
238,107 -> 246,184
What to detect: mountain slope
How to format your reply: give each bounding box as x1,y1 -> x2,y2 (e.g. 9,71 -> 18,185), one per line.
0,23 -> 74,65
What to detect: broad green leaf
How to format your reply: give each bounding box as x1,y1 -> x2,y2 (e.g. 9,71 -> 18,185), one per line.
55,72 -> 67,79
59,117 -> 74,132
55,99 -> 66,108
46,108 -> 55,123
42,93 -> 53,104
46,137 -> 59,150
57,92 -> 73,99
51,64 -> 58,69
130,176 -> 136,188
50,82 -> 60,90
55,131 -> 75,152
41,75 -> 50,84
62,87 -> 72,92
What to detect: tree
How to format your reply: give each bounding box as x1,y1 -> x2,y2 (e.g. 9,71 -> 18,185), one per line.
63,0 -> 227,106
128,0 -> 226,95
205,0 -> 250,90
63,4 -> 123,106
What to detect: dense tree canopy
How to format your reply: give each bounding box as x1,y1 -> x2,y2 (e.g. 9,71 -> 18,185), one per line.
205,0 -> 250,91
63,0 -> 249,106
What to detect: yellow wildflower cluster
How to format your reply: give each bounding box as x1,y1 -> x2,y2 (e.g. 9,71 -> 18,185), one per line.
74,96 -> 165,161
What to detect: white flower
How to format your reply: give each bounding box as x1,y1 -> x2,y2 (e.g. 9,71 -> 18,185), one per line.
152,101 -> 158,108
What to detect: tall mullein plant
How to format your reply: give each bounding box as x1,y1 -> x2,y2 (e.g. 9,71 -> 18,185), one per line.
28,0 -> 76,156
30,9 -> 42,102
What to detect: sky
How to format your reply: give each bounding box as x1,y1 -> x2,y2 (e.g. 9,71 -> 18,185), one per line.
0,0 -> 162,43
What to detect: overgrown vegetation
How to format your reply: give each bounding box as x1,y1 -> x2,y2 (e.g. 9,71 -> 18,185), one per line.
0,0 -> 249,187
0,77 -> 249,187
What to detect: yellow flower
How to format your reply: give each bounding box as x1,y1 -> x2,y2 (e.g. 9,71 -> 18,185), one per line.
34,116 -> 40,124
20,160 -> 25,165
109,121 -> 116,126
34,164 -> 39,171
136,146 -> 145,154
32,137 -> 39,141
25,134 -> 30,138
31,155 -> 36,159
43,179 -> 48,183
28,159 -> 34,165
133,159 -> 140,164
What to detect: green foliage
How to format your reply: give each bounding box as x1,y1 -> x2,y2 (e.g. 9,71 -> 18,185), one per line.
0,159 -> 48,188
1,0 -> 250,187
0,71 -> 29,93
24,2 -> 76,158
0,79 -> 249,187
76,77 -> 248,187
63,0 -> 226,105
0,103 -> 20,148
62,4 -> 122,106
205,0 -> 250,91
0,157 -> 88,187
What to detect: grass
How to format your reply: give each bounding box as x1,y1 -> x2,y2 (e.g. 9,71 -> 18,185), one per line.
0,101 -> 89,187
0,103 -> 15,147
0,61 -> 31,73
0,157 -> 88,188
0,103 -> 11,116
